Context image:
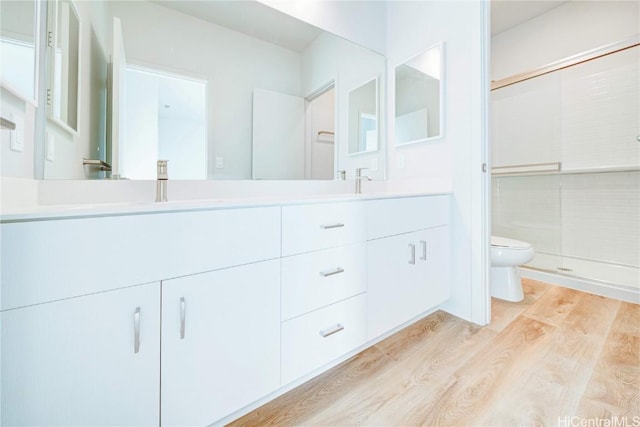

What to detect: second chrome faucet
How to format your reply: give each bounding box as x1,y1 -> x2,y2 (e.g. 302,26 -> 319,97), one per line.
355,167 -> 372,194
156,160 -> 169,202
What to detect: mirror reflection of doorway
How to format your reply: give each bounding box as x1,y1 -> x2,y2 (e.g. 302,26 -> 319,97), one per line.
122,66 -> 207,179
306,84 -> 335,180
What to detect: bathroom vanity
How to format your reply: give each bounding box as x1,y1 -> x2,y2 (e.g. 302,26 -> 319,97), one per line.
0,192 -> 450,426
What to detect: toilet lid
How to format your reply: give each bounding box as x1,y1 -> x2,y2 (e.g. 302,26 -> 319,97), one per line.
491,236 -> 532,249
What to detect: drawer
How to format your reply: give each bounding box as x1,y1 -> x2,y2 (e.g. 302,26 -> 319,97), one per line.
281,202 -> 366,256
1,206 -> 281,310
281,243 -> 367,321
366,195 -> 450,240
281,293 -> 366,385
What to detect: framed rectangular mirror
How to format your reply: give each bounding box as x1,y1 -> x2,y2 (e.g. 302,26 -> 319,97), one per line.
48,0 -> 81,134
348,77 -> 379,155
395,42 -> 444,146
0,0 -> 40,105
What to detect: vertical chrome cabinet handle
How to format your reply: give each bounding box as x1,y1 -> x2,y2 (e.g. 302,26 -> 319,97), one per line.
134,307 -> 141,354
408,243 -> 416,264
420,240 -> 427,261
180,297 -> 186,340
319,323 -> 344,338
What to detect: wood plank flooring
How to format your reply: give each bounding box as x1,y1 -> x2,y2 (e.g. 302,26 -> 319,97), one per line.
230,280 -> 639,426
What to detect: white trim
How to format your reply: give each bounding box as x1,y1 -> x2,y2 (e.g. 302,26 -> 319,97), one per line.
476,0 -> 491,326
520,267 -> 640,304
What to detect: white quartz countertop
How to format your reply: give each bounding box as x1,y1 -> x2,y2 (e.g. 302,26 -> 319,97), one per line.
0,191 -> 451,222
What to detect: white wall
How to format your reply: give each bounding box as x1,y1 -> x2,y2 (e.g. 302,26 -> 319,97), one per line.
492,1 -> 639,80
0,89 -> 36,178
386,1 -> 489,324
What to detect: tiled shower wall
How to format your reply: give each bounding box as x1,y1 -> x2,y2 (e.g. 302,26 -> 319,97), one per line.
492,46 -> 639,291
492,172 -> 640,289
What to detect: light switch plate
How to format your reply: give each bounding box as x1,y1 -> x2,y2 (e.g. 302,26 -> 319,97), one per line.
46,132 -> 55,161
397,154 -> 405,169
9,113 -> 24,152
215,157 -> 224,169
371,158 -> 378,171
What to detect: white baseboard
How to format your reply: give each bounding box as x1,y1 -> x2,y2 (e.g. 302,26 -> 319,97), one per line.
520,267 -> 640,304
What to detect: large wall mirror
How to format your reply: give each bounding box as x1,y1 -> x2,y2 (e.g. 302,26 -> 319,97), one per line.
36,0 -> 385,180
394,43 -> 444,146
0,0 -> 40,104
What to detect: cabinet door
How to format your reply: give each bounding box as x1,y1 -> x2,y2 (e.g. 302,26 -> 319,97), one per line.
416,225 -> 450,308
367,231 -> 424,339
367,227 -> 450,340
161,260 -> 281,426
1,283 -> 161,426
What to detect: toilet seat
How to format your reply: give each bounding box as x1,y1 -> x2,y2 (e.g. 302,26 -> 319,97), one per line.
491,236 -> 532,250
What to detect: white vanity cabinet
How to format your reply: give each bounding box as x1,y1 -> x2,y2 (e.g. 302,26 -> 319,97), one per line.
366,196 -> 450,340
1,283 -> 161,426
0,193 -> 452,426
160,260 -> 281,426
280,202 -> 368,385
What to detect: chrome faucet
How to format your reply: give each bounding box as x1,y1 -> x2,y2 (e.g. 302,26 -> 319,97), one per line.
355,167 -> 372,194
156,160 -> 168,202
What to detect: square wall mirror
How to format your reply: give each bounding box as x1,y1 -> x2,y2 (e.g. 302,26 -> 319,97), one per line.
348,77 -> 378,155
49,0 -> 81,134
0,0 -> 40,104
395,42 -> 444,145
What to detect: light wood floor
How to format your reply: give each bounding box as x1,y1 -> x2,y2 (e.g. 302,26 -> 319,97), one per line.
230,279 -> 640,426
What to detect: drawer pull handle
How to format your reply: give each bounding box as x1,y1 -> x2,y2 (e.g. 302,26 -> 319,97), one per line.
180,297 -> 186,340
409,243 -> 416,264
133,307 -> 141,354
420,240 -> 427,261
321,223 -> 345,229
320,267 -> 345,277
319,323 -> 344,338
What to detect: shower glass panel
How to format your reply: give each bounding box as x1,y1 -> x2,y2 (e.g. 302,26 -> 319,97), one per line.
559,171 -> 640,288
492,175 -> 562,272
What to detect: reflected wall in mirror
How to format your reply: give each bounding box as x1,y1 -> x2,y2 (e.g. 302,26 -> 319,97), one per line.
36,0 -> 386,180
0,0 -> 39,103
348,78 -> 378,155
50,0 -> 81,133
395,43 -> 443,145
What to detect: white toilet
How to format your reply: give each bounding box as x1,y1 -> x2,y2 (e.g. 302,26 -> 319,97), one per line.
490,236 -> 535,302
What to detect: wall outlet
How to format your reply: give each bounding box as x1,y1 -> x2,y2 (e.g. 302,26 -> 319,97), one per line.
396,154 -> 405,169
215,157 -> 224,169
371,158 -> 378,171
9,113 -> 24,152
46,132 -> 55,161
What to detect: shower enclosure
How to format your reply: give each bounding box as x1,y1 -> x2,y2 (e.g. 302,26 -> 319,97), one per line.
491,41 -> 639,298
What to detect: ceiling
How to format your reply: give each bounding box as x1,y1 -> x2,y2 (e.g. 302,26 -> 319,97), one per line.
491,1 -> 568,35
152,1 -> 322,52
